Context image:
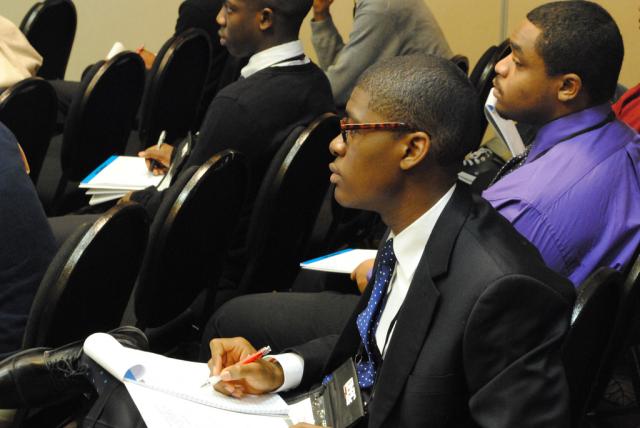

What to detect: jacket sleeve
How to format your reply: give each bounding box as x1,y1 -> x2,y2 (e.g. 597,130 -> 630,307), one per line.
463,274 -> 574,428
288,334 -> 341,389
310,8 -> 402,106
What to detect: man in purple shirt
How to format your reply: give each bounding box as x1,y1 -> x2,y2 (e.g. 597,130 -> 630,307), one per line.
483,1 -> 640,286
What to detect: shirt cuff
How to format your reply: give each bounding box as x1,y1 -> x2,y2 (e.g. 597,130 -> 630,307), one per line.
270,353 -> 304,392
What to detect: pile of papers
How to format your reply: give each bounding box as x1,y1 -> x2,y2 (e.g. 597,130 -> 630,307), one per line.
79,156 -> 164,205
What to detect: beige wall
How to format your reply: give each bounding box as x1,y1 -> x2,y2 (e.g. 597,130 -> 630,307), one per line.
1,1 -> 638,86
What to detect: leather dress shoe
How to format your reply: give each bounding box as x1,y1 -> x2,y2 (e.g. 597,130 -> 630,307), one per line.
0,326 -> 148,408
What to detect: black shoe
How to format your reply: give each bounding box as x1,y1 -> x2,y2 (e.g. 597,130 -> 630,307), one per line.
0,326 -> 148,408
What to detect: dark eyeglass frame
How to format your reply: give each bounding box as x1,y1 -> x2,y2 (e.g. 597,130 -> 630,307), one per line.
340,118 -> 416,142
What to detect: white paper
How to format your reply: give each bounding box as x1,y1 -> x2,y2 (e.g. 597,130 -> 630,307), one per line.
107,41 -> 126,60
88,192 -> 127,205
79,156 -> 163,191
287,397 -> 315,425
83,333 -> 289,416
484,91 -> 526,156
126,382 -> 291,428
300,249 -> 377,274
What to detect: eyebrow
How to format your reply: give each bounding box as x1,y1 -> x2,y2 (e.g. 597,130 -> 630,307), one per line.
510,40 -> 523,55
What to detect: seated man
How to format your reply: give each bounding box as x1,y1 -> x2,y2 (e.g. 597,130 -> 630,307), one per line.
205,0 -> 638,358
0,123 -> 56,357
208,54 -> 574,427
0,55 -> 574,428
311,0 -> 451,107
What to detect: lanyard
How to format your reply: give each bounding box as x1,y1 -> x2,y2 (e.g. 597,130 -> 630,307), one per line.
527,111 -> 615,164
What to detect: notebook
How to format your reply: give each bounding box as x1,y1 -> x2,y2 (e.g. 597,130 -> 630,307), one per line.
484,91 -> 526,157
300,249 -> 377,274
83,333 -> 290,417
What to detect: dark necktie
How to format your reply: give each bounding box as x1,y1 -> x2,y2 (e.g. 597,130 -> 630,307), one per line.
488,144 -> 532,187
355,239 -> 396,389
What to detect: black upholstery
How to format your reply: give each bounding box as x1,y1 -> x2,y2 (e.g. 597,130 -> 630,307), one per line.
19,0 -> 77,80
49,51 -> 145,214
0,78 -> 57,184
237,113 -> 340,295
468,40 -> 511,142
450,54 -> 469,75
138,28 -> 212,150
134,150 -> 248,328
562,267 -> 622,427
22,202 -> 149,348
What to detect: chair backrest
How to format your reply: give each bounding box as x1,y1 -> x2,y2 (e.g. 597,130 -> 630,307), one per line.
138,28 -> 212,150
238,113 -> 340,294
588,251 -> 640,408
61,51 -> 145,181
20,0 -> 77,80
450,54 -> 469,75
562,267 -> 623,427
22,202 -> 149,348
134,150 -> 248,328
0,78 -> 57,184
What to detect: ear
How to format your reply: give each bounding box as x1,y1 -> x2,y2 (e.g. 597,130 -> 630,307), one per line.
399,131 -> 430,171
258,7 -> 274,30
557,73 -> 582,102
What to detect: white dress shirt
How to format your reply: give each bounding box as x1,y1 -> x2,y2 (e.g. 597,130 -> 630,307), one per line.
271,185 -> 456,391
240,40 -> 310,79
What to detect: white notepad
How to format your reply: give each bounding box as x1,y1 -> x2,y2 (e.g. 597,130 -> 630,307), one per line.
300,248 -> 377,274
80,156 -> 164,191
484,91 -> 526,157
83,333 -> 290,417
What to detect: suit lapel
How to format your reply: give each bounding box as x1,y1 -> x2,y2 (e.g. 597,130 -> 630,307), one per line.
368,186 -> 473,428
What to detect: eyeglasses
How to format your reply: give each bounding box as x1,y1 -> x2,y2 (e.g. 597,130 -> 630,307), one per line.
340,118 -> 416,143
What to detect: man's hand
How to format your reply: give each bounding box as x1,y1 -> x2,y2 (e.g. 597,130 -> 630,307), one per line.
312,0 -> 333,21
138,144 -> 173,175
137,48 -> 156,70
350,258 -> 375,294
208,337 -> 284,398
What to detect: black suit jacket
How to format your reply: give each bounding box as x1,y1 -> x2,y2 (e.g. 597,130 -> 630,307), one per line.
291,186 -> 575,427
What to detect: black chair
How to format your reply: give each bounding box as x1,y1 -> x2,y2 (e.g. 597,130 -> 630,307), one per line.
236,113 -> 340,295
0,78 -> 57,184
134,150 -> 248,329
450,54 -> 469,75
138,28 -> 212,150
22,202 -> 149,348
49,51 -> 145,214
562,267 -> 623,427
20,0 -> 77,80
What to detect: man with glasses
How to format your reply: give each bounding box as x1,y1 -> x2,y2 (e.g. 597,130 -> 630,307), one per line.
207,54 -> 574,427
0,55 -> 573,428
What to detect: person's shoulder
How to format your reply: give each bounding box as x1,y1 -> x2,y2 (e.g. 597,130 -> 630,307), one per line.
460,192 -> 568,286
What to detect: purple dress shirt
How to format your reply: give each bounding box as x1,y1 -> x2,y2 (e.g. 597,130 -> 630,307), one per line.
483,104 -> 640,286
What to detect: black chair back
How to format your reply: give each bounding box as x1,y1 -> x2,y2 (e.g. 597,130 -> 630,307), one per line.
135,150 -> 248,328
562,267 -> 622,427
22,203 -> 149,348
238,113 -> 340,294
60,51 -> 145,182
0,78 -> 57,184
20,0 -> 77,80
450,54 -> 469,75
138,29 -> 212,150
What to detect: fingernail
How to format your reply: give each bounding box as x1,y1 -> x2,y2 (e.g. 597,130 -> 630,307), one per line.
220,371 -> 231,381
225,384 -> 234,394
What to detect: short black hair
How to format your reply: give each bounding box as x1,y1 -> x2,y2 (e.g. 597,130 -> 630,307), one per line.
356,54 -> 481,171
261,0 -> 312,30
527,1 -> 623,104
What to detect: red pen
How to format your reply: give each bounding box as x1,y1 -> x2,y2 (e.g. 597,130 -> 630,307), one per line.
201,345 -> 272,387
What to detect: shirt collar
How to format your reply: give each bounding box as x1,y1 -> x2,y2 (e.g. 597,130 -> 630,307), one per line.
240,40 -> 306,78
526,103 -> 613,162
388,184 -> 456,283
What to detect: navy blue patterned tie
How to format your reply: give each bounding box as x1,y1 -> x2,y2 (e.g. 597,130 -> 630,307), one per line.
355,238 -> 396,389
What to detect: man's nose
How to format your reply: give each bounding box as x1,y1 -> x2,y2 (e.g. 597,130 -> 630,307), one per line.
494,54 -> 510,76
329,134 -> 346,157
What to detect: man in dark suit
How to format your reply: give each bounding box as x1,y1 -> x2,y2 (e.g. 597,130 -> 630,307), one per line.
207,55 -> 575,427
